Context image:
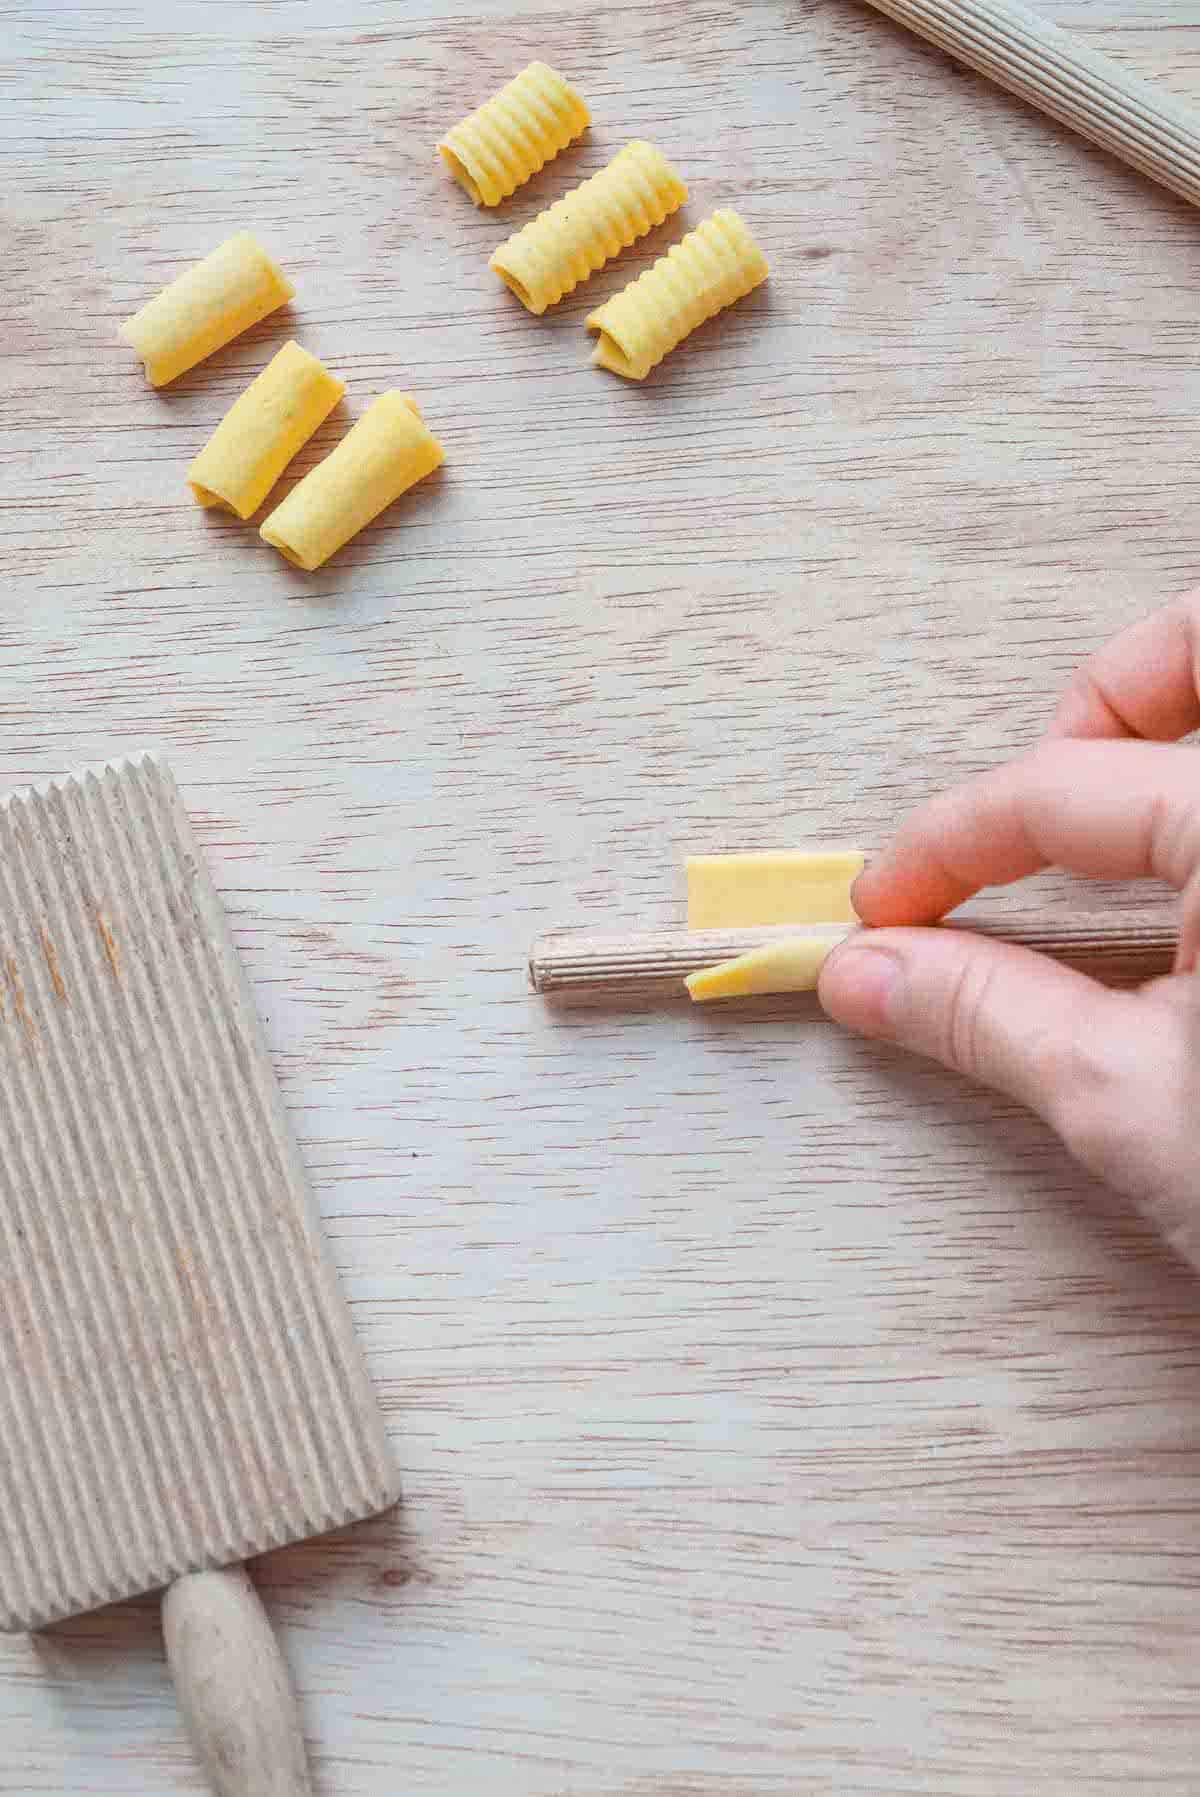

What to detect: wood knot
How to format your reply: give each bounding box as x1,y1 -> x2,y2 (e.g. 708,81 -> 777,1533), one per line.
94,909 -> 120,978
4,956 -> 36,1041
377,1565 -> 414,1590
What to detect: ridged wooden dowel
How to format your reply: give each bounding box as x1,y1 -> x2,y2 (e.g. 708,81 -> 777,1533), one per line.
860,0 -> 1200,211
530,917 -> 1178,1003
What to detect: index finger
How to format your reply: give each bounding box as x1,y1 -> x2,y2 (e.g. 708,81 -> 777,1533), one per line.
1048,593 -> 1200,741
855,739 -> 1200,925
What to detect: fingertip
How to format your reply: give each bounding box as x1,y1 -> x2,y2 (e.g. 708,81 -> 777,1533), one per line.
849,865 -> 872,918
1046,598 -> 1200,744
850,861 -> 897,926
817,941 -> 901,1038
850,856 -> 953,928
1047,673 -> 1121,741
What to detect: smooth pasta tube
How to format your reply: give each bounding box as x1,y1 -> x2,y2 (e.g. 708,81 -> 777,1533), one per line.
439,62 -> 589,207
260,392 -> 444,571
188,342 -> 344,520
120,233 -> 294,387
489,140 -> 686,315
586,209 -> 767,380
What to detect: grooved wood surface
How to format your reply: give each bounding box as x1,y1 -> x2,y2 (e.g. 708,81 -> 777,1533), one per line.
0,757 -> 398,1635
4,0 -> 1200,1791
529,915 -> 1181,998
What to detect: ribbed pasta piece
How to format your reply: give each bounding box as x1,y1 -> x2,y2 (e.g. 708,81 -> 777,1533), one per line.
586,209 -> 768,380
489,141 -> 686,315
260,393 -> 444,572
439,62 -> 589,207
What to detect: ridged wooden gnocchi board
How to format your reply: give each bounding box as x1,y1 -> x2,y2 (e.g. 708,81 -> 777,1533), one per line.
0,755 -> 398,1633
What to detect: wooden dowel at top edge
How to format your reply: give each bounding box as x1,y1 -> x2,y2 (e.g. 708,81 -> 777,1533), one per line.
530,917 -> 1178,1002
860,0 -> 1200,214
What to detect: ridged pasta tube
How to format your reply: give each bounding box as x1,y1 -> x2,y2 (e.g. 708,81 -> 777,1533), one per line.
439,62 -> 589,207
489,140 -> 687,315
120,233 -> 294,387
260,393 -> 444,571
188,342 -> 344,520
586,210 -> 768,380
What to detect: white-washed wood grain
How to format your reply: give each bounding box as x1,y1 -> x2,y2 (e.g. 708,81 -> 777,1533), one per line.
4,0 -> 1200,1791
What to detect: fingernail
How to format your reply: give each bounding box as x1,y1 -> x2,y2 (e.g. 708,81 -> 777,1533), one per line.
818,944 -> 901,1038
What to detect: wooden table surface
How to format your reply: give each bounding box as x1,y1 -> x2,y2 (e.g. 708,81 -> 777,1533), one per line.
6,0 -> 1200,1790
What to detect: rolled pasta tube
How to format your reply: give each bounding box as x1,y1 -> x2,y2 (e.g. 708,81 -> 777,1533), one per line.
587,209 -> 768,381
120,233 -> 294,387
260,392 -> 444,571
439,61 -> 589,207
489,140 -> 687,315
188,342 -> 344,520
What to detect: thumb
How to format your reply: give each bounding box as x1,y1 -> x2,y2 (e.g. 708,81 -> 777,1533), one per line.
819,929 -> 1200,1269
817,927 -> 1125,1127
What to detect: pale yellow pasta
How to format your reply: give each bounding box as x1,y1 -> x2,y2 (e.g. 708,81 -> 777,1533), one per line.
260,392 -> 444,571
120,233 -> 294,387
188,342 -> 344,520
439,62 -> 589,207
686,935 -> 845,1002
587,209 -> 768,380
686,851 -> 864,930
489,140 -> 686,315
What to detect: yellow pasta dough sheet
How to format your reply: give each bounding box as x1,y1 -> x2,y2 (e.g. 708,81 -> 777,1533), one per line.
260,391 -> 444,572
188,341 -> 344,520
120,232 -> 294,387
686,933 -> 849,1002
439,62 -> 589,207
686,850 -> 865,930
490,141 -> 686,315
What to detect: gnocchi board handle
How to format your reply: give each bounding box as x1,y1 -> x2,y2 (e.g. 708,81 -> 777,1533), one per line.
859,0 -> 1200,210
529,917 -> 1177,1003
162,1566 -> 312,1796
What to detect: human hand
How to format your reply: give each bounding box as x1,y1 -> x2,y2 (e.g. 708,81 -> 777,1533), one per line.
818,595 -> 1200,1265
